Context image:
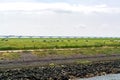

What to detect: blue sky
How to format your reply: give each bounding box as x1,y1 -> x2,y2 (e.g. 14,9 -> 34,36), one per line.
0,0 -> 120,37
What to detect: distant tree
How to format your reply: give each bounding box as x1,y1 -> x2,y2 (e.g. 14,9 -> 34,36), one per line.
67,40 -> 70,42
75,40 -> 78,42
5,39 -> 8,41
85,40 -> 88,42
43,40 -> 46,42
1,38 -> 5,41
32,40 -> 35,42
56,40 -> 59,42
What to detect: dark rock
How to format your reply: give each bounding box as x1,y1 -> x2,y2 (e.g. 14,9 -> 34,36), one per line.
0,60 -> 120,79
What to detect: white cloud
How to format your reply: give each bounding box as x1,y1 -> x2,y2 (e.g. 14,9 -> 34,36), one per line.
0,2 -> 120,14
0,2 -> 120,37
1,10 -> 120,37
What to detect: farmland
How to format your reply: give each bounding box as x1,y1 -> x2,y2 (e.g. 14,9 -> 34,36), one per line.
0,38 -> 120,50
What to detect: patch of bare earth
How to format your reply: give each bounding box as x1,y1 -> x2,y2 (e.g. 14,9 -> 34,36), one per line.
0,50 -> 120,68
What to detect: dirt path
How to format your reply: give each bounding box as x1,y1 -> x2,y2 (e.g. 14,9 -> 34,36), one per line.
0,52 -> 120,68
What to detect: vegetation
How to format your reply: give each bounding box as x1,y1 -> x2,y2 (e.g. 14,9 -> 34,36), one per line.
32,47 -> 120,57
0,38 -> 120,58
0,38 -> 120,50
0,52 -> 20,60
75,60 -> 91,64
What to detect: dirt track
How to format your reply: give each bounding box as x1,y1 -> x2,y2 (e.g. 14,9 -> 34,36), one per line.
0,51 -> 120,68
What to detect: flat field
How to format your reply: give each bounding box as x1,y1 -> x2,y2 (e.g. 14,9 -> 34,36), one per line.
0,38 -> 120,50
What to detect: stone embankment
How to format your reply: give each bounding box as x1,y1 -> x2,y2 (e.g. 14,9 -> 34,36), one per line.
0,60 -> 120,80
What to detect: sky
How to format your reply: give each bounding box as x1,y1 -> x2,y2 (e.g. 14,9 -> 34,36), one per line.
0,0 -> 120,37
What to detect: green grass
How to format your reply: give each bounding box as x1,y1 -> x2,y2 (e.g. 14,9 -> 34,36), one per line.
0,38 -> 120,57
0,38 -> 120,50
0,38 -> 120,60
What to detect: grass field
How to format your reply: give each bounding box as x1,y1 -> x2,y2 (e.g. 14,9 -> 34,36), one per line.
0,38 -> 120,50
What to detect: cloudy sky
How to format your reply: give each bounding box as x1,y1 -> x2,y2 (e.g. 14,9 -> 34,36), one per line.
0,0 -> 120,37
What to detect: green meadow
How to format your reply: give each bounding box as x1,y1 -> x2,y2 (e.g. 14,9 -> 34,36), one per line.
0,38 -> 120,60
0,38 -> 120,50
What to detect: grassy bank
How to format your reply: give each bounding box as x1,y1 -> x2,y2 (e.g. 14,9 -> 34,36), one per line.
32,47 -> 120,57
0,47 -> 119,60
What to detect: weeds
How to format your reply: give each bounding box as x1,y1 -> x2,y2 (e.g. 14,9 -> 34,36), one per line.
0,52 -> 20,60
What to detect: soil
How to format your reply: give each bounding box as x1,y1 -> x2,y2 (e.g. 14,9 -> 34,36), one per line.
0,50 -> 120,68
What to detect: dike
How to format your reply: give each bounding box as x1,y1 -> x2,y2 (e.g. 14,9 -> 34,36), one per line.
0,60 -> 120,80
